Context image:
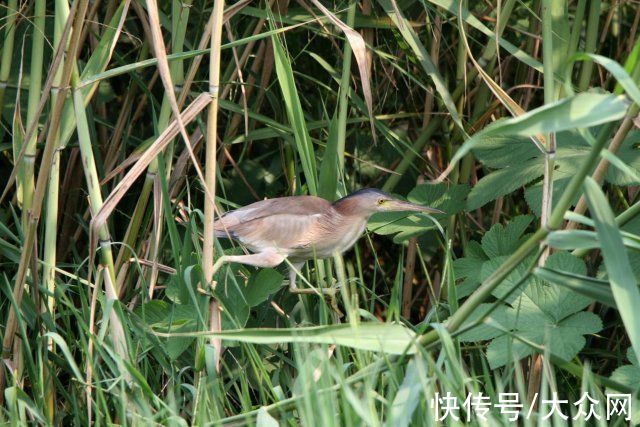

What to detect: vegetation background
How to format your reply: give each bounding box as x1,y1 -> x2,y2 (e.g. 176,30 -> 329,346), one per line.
1,0 -> 640,424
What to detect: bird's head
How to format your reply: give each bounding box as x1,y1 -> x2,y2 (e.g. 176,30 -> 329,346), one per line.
334,188 -> 444,217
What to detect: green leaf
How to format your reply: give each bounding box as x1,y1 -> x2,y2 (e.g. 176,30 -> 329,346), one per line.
136,300 -> 196,360
583,177 -> 640,366
457,303 -> 510,342
486,311 -> 602,369
607,349 -> 640,422
157,323 -> 418,355
470,130 -> 640,214
481,215 -> 533,259
605,131 -> 640,186
467,160 -> 544,211
453,241 -> 487,298
455,215 -> 601,368
386,358 -> 423,427
270,29 -> 318,195
566,53 -> 640,106
244,269 -> 285,307
533,267 -> 616,308
450,93 -> 629,180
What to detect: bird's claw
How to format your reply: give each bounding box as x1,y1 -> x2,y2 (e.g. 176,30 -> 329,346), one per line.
197,281 -> 217,297
288,286 -> 343,317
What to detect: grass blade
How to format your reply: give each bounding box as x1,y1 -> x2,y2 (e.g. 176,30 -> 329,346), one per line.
583,176 -> 640,362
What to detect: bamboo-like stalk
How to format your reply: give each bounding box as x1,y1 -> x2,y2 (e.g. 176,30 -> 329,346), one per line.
19,0 -> 45,226
0,0 -> 89,400
204,0 -> 226,370
578,0 -> 601,91
529,0 -> 562,403
335,0 -> 356,174
0,0 -> 18,145
42,0 -> 64,421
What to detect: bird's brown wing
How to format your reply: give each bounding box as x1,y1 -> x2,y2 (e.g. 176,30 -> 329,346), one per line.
229,212 -> 326,250
214,196 -> 331,249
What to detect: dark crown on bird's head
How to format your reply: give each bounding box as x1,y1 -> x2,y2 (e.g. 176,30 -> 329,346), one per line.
332,188 -> 394,215
338,188 -> 391,201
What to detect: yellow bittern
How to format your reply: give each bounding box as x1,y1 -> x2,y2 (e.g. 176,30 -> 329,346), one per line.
212,188 -> 443,294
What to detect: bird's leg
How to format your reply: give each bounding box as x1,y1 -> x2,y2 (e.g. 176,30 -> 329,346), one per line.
199,249 -> 286,295
287,264 -> 337,297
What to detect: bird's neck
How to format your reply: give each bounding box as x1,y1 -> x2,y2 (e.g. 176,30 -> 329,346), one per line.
332,197 -> 372,218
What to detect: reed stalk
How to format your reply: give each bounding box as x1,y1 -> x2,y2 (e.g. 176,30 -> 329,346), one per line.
0,0 -> 18,145
203,0 -> 226,371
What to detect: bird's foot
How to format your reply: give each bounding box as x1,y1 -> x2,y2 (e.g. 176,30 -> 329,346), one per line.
288,286 -> 343,317
197,281 -> 218,297
288,287 -> 338,297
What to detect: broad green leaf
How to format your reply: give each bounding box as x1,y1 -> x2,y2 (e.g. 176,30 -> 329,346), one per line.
607,347 -> 640,422
136,300 -> 196,360
244,269 -> 285,307
584,177 -> 640,364
455,215 -> 601,368
565,53 -> 640,105
470,130 -> 640,214
482,252 -> 592,320
157,323 -> 418,355
486,311 -> 602,369
457,303 -> 510,342
481,215 -> 533,259
534,266 -> 616,308
467,160 -> 544,211
450,93 -> 629,172
610,348 -> 640,392
472,135 -> 542,168
453,241 -> 487,298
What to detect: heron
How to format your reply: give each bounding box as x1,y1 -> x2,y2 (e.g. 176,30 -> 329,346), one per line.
211,188 -> 443,294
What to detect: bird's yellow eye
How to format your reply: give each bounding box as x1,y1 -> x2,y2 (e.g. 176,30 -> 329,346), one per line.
377,199 -> 385,205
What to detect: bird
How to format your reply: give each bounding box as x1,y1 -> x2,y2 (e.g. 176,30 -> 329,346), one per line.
211,188 -> 443,294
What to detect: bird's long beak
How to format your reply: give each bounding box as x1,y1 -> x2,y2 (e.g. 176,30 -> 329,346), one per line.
386,199 -> 445,214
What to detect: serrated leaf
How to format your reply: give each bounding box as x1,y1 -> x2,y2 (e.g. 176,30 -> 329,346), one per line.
473,135 -> 542,168
469,129 -> 640,213
457,303 -> 509,342
453,241 -> 487,298
447,92 -> 629,174
467,160 -> 544,211
481,215 -> 533,258
486,311 -> 601,369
